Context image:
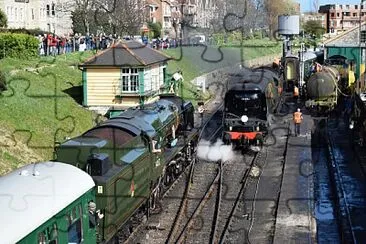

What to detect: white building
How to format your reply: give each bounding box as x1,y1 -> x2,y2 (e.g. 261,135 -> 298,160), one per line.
0,0 -> 73,35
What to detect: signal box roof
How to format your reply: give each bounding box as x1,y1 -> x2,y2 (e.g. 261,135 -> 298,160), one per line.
79,40 -> 172,67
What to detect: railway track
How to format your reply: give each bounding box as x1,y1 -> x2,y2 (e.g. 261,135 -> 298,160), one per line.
326,117 -> 366,243
167,159 -> 221,243
123,100 -> 224,244
168,149 -> 265,243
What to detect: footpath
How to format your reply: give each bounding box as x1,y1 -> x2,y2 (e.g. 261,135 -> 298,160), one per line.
273,104 -> 316,243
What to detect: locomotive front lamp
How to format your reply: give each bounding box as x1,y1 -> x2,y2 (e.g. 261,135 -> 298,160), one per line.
241,115 -> 249,123
349,121 -> 354,130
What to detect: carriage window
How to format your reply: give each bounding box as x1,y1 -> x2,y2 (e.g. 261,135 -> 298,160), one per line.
67,205 -> 83,244
38,232 -> 47,244
67,219 -> 82,244
49,223 -> 58,244
38,223 -> 59,244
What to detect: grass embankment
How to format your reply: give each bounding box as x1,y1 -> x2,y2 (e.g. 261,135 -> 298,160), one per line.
0,51 -> 97,175
163,42 -> 281,101
0,41 -> 281,175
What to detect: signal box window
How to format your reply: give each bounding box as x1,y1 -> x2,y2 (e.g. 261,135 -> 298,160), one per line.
121,68 -> 139,92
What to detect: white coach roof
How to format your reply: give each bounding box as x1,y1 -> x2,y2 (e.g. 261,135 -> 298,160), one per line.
0,161 -> 95,244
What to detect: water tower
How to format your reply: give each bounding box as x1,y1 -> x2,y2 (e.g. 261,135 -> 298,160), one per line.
278,15 -> 300,57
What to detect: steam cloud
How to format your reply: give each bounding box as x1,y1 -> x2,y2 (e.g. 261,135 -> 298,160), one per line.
197,139 -> 236,162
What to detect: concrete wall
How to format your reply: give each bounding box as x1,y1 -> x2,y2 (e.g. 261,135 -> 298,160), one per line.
191,53 -> 282,92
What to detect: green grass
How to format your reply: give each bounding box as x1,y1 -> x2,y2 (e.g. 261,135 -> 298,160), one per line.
0,51 -> 98,174
0,42 -> 281,175
162,43 -> 281,102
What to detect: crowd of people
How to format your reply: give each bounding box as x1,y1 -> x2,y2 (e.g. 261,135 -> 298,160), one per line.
36,33 -> 182,56
36,33 -> 121,56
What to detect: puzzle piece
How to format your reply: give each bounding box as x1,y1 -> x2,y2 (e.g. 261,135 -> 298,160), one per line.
0,2 -> 338,241
0,49 -> 104,175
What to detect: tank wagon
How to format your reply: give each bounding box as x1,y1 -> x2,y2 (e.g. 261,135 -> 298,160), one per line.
222,67 -> 282,147
54,94 -> 198,243
1,162 -> 97,244
305,65 -> 340,112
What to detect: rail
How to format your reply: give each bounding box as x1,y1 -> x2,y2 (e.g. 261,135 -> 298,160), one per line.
326,118 -> 357,243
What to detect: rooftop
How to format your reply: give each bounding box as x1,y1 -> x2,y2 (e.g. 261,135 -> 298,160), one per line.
80,40 -> 172,67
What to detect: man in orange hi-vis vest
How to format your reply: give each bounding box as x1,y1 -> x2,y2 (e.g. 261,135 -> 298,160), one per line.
293,108 -> 303,136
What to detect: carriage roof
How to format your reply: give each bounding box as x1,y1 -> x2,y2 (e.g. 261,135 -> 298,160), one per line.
0,162 -> 95,243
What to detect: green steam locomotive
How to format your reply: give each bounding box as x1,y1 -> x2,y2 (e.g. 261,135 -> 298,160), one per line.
54,94 -> 198,243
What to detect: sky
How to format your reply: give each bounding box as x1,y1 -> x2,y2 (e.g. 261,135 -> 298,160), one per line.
298,0 -> 362,12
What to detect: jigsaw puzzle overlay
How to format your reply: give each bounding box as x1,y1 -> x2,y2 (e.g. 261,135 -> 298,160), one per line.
1,0 -> 360,242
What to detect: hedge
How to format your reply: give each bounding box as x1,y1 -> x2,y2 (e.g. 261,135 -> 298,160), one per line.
0,33 -> 39,59
0,70 -> 6,92
0,28 -> 51,36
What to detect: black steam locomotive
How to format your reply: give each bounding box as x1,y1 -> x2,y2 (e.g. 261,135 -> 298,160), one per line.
222,67 -> 282,147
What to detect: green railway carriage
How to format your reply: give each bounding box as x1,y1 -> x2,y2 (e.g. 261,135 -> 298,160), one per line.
55,94 -> 197,243
283,51 -> 323,91
1,162 -> 97,244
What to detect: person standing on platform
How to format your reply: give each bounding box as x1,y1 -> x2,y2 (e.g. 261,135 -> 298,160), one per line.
293,108 -> 303,137
293,85 -> 299,101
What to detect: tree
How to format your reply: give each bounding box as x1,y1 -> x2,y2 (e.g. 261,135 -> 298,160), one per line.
264,0 -> 299,39
60,0 -> 96,34
303,19 -> 325,38
65,0 -> 145,36
98,0 -> 145,36
148,22 -> 162,38
0,9 -> 7,28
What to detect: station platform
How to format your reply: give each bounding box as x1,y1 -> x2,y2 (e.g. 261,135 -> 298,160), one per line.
273,111 -> 317,243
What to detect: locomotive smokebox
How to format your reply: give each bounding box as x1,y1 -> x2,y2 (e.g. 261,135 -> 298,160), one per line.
278,15 -> 300,35
307,66 -> 339,99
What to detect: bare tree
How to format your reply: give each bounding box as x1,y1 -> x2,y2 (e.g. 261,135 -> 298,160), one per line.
62,0 -> 146,35
95,0 -> 145,36
60,0 -> 96,34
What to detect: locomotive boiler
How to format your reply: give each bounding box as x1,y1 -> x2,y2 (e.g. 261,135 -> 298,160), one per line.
54,94 -> 198,243
222,67 -> 282,147
305,65 -> 340,112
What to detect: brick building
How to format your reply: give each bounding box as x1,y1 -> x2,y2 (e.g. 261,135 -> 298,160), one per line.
0,0 -> 73,35
144,0 -> 214,38
144,0 -> 185,38
319,3 -> 366,33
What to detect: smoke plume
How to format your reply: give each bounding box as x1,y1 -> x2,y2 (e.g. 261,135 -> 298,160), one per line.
196,139 -> 236,162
